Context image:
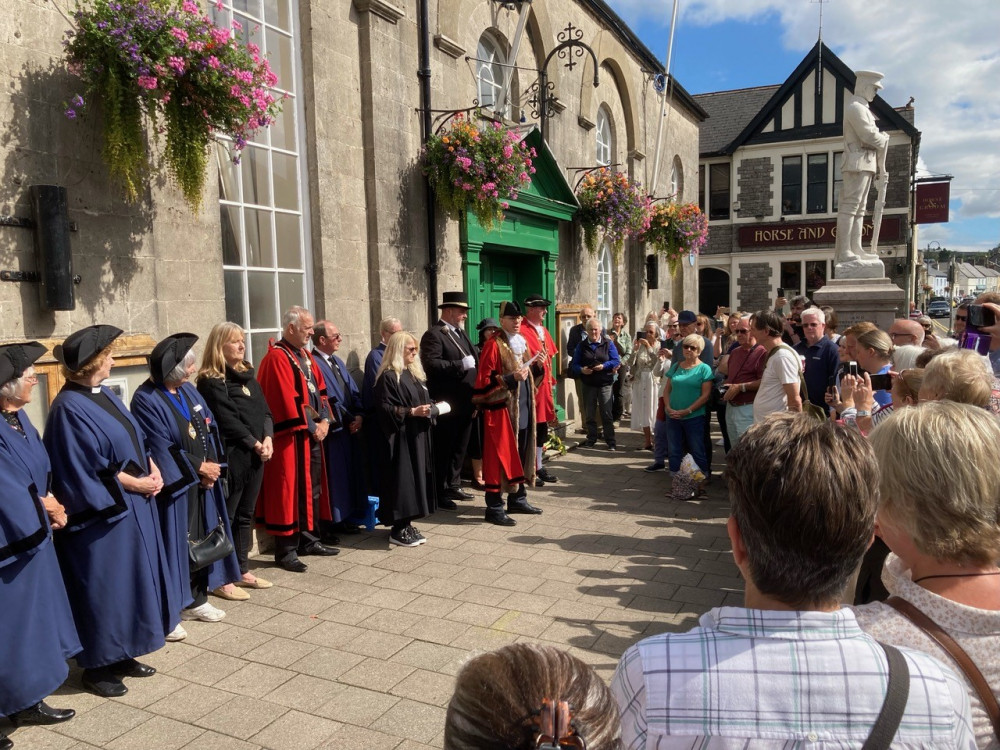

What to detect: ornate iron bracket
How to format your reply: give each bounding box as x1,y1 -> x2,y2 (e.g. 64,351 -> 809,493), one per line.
417,101 -> 482,135
567,163 -> 622,191
535,23 -> 600,141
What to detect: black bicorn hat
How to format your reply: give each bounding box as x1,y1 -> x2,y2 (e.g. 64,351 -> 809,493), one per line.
499,300 -> 523,318
0,341 -> 48,386
438,291 -> 470,309
523,293 -> 552,307
53,325 -> 124,372
149,333 -> 199,384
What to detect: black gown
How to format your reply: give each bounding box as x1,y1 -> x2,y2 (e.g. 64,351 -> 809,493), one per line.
373,370 -> 437,525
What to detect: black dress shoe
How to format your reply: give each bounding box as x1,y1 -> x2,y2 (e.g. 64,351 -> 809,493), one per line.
442,488 -> 473,501
485,508 -> 517,526
507,497 -> 542,514
536,467 -> 558,483
299,542 -> 339,556
276,556 -> 308,573
1,729 -> 11,750
82,668 -> 128,698
438,497 -> 458,511
9,700 -> 76,726
581,439 -> 597,447
110,658 -> 156,678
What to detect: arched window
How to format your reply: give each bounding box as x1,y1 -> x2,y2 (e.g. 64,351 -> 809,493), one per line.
477,35 -> 505,111
595,106 -> 612,166
596,241 -> 613,327
670,156 -> 684,199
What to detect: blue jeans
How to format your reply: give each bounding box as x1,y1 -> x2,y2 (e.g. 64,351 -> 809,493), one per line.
666,414 -> 709,474
653,417 -> 669,466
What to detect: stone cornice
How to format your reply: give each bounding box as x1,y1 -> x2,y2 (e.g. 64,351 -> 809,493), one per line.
434,34 -> 465,59
353,0 -> 404,24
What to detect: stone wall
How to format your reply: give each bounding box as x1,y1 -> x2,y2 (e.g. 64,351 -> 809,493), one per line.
736,156 -> 773,219
736,262 -> 773,311
702,223 -> 733,256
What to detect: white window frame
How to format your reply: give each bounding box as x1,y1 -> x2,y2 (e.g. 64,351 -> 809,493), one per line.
596,242 -> 613,328
595,107 -> 612,167
476,35 -> 505,112
215,0 -> 312,365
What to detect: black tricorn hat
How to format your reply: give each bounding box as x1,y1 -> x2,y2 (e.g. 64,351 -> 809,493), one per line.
0,341 -> 47,386
523,293 -> 552,307
54,325 -> 124,372
499,300 -> 523,318
149,333 -> 199,384
438,291 -> 470,309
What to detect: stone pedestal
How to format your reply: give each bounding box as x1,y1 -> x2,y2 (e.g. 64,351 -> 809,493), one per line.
812,278 -> 905,330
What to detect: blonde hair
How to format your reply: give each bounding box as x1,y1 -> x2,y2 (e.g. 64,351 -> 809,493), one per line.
843,321 -> 877,339
681,333 -> 704,354
870,400 -> 1000,565
61,344 -> 114,380
198,322 -> 248,382
855,328 -> 893,359
920,347 -> 993,407
376,331 -> 426,383
444,643 -> 623,750
892,368 -> 924,404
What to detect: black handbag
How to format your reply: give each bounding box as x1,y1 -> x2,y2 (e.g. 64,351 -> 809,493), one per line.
188,517 -> 234,571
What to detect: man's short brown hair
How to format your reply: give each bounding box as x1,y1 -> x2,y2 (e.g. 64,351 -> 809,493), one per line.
726,412 -> 879,608
749,309 -> 783,338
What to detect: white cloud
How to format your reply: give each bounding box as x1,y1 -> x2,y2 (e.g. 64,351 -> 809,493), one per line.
612,0 -> 1000,234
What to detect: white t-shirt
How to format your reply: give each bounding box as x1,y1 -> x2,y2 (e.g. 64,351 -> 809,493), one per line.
753,346 -> 801,422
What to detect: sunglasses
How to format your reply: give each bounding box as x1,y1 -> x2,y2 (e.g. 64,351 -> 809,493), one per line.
682,344 -> 698,351
405,346 -> 418,353
735,328 -> 750,333
955,315 -> 968,322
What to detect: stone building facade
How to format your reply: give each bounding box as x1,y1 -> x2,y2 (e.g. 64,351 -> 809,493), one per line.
691,42 -> 920,316
1,0 -> 703,418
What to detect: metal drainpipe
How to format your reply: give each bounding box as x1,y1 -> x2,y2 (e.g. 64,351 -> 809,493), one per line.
418,0 -> 438,327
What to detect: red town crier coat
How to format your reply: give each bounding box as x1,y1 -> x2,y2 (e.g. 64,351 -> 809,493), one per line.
255,339 -> 332,536
473,333 -> 536,493
520,321 -> 557,424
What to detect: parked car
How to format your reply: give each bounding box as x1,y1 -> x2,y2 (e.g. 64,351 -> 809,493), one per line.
928,300 -> 951,318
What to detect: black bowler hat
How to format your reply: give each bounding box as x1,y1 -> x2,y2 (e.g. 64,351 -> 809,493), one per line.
149,333 -> 199,384
477,317 -> 500,332
438,291 -> 470,309
499,300 -> 523,318
54,325 -> 123,372
0,341 -> 47,386
523,293 -> 552,308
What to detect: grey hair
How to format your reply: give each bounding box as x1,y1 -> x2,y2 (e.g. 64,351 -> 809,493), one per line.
800,307 -> 826,325
0,366 -> 33,400
379,317 -> 402,338
282,306 -> 310,329
164,350 -> 197,384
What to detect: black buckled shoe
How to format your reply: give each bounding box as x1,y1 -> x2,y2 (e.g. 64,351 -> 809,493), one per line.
276,555 -> 308,573
536,467 -> 558,483
9,700 -> 76,726
507,496 -> 542,515
110,658 -> 156,678
485,508 -> 517,526
82,668 -> 128,698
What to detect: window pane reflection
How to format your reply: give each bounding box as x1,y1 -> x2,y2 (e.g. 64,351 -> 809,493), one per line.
220,205 -> 242,266
275,213 -> 301,268
244,208 -> 274,267
241,146 -> 271,206
269,97 -> 294,151
263,0 -> 291,30
278,272 -> 304,313
272,152 -> 299,210
250,331 -> 276,368
224,269 -> 246,327
266,29 -> 293,92
247,272 -> 277,329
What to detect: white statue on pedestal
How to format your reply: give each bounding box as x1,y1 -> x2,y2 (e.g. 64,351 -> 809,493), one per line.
834,70 -> 890,279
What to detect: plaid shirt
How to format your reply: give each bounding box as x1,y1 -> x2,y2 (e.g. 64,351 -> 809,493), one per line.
612,606 -> 976,749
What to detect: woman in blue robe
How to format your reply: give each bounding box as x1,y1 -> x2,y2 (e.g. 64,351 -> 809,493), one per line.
44,325 -> 174,699
130,333 -> 240,635
0,343 -> 78,748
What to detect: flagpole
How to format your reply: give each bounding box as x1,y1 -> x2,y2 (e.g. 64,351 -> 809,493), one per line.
649,0 -> 680,195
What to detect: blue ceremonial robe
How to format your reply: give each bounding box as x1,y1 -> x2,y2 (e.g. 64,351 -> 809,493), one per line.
131,381 -> 240,610
0,412 -> 81,716
44,386 -> 173,669
362,343 -> 386,496
316,353 -> 366,522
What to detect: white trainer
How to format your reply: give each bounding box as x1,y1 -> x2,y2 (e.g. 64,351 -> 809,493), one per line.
165,623 -> 188,641
181,602 -> 226,622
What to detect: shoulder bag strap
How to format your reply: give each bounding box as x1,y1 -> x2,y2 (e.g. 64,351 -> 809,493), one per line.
887,595 -> 1000,740
861,642 -> 910,750
766,344 -> 810,404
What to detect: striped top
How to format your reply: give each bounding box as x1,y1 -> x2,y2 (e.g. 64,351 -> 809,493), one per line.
611,606 -> 976,749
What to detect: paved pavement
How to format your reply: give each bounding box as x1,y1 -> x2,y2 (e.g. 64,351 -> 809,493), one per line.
10,428 -> 742,750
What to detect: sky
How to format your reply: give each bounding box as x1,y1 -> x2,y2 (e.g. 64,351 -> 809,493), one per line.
604,0 -> 1000,254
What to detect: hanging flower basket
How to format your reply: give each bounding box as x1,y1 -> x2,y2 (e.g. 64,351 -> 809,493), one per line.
63,0 -> 284,209
423,114 -> 536,231
642,201 -> 709,274
575,167 -> 651,259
